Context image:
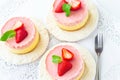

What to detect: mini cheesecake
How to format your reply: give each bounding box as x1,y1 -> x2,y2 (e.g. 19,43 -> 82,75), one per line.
53,0 -> 89,31
46,44 -> 84,80
1,17 -> 40,54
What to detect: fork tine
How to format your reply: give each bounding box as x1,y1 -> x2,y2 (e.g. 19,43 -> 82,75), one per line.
99,33 -> 103,49
95,33 -> 103,55
101,34 -> 103,48
95,34 -> 98,48
97,33 -> 103,48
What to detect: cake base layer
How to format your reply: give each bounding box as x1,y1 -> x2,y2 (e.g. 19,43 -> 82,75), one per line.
57,12 -> 89,31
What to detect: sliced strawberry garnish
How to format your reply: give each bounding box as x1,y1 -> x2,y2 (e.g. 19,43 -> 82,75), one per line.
15,24 -> 28,43
62,48 -> 74,60
12,21 -> 23,30
58,60 -> 72,76
53,0 -> 66,13
65,0 -> 81,11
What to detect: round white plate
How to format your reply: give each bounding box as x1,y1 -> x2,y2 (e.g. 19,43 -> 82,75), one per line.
39,43 -> 96,80
0,19 -> 49,65
46,0 -> 99,42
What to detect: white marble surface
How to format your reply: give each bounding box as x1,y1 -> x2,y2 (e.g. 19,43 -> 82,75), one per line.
0,0 -> 120,80
97,0 -> 120,19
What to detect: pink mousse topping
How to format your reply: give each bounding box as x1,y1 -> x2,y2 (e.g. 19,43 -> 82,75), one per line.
53,0 -> 88,26
46,45 -> 84,80
1,17 -> 36,49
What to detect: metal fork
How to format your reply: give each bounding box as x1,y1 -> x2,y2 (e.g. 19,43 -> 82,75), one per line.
95,33 -> 103,80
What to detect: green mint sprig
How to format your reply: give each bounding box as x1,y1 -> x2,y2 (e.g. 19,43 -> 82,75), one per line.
62,3 -> 71,17
52,55 -> 62,64
0,30 -> 16,41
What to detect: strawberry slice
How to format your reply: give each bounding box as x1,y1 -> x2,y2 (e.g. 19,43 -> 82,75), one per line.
15,24 -> 28,43
58,60 -> 72,76
62,48 -> 74,60
65,0 -> 81,11
12,21 -> 23,30
53,0 -> 66,13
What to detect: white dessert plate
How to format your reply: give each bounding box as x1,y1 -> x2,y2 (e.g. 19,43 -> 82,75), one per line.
46,0 -> 99,42
39,43 -> 96,80
0,19 -> 49,65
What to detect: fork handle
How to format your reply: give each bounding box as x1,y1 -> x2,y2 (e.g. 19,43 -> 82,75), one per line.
96,55 -> 100,80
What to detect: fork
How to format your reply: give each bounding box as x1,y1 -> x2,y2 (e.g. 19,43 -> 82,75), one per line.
95,33 -> 103,80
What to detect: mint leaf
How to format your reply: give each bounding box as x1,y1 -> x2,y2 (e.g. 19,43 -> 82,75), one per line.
0,30 -> 16,41
52,55 -> 62,64
62,3 -> 71,17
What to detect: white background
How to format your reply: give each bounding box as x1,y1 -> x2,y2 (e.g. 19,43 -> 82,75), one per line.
0,0 -> 120,80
